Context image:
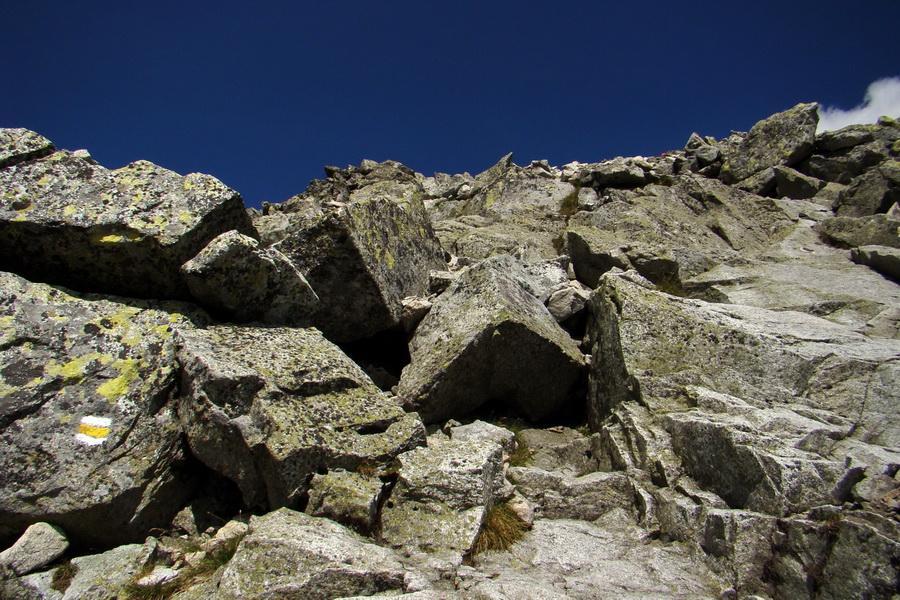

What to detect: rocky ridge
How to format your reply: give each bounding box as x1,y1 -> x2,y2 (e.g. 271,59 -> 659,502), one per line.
0,105 -> 898,599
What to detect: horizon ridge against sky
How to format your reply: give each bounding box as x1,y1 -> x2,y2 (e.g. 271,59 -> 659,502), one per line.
3,2 -> 899,208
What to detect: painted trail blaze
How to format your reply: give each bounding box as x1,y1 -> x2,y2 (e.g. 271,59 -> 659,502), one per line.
76,416 -> 111,445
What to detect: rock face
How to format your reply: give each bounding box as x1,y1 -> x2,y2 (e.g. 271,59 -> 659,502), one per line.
0,271 -> 193,547
0,140 -> 257,300
2,110 -> 900,599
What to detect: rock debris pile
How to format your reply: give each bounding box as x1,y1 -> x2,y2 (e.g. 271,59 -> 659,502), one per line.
1,104 -> 899,599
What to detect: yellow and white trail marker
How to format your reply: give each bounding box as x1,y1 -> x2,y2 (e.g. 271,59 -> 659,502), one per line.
76,416 -> 111,446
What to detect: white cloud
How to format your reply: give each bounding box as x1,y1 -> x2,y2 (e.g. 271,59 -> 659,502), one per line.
817,76 -> 900,133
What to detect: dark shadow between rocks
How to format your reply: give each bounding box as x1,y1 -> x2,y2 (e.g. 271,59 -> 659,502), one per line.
339,327 -> 412,392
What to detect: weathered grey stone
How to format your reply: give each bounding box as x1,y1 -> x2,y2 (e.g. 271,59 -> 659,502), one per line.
561,157 -> 650,188
448,420 -> 516,454
275,185 -> 446,342
426,154 -> 514,221
422,171 -> 475,201
0,272 -> 195,547
852,245 -> 900,280
771,511 -> 900,600
64,541 -> 156,600
733,166 -> 777,196
774,166 -> 826,199
815,123 -> 877,152
176,324 -> 425,509
720,103 -> 819,184
181,229 -> 319,324
338,593 -> 463,600
0,138 -> 257,299
456,172 -> 578,220
546,281 -> 592,323
397,255 -> 584,424
507,467 -> 631,520
589,272 -> 900,441
663,409 -> 850,516
587,272 -> 900,522
305,470 -> 383,535
468,517 -> 724,599
381,439 -> 505,553
0,523 -> 68,578
815,213 -> 900,248
565,177 -> 793,288
803,134 -> 895,184
515,427 -> 598,475
0,128 -> 55,168
134,566 -> 179,587
210,508 -> 407,600
684,217 -> 900,334
399,296 -> 433,333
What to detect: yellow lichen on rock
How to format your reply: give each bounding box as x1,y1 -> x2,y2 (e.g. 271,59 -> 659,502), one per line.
97,358 -> 139,403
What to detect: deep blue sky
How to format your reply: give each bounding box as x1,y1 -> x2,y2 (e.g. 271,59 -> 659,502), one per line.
3,2 -> 899,209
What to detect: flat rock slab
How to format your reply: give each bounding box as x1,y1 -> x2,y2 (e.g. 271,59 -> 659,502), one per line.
0,271 -> 194,547
0,134 -> 256,299
507,467 -> 632,521
176,324 -> 425,509
465,516 -> 723,599
565,177 -> 793,287
381,439 -> 505,553
275,186 -> 446,341
398,255 -> 584,423
212,508 -> 407,600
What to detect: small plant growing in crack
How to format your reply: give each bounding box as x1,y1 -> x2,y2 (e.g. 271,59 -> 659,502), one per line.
470,502 -> 529,555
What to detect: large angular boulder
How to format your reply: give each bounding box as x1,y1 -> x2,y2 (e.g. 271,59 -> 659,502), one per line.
719,103 -> 819,184
180,229 -> 319,325
381,439 -> 505,553
506,467 -> 632,521
0,131 -> 257,300
175,324 -> 425,509
209,508 -> 407,600
397,255 -> 585,424
274,184 -> 446,341
0,272 -> 194,547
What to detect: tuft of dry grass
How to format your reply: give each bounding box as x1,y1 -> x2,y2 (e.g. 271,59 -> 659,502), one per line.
508,436 -> 533,467
50,561 -> 77,593
471,502 -> 529,555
